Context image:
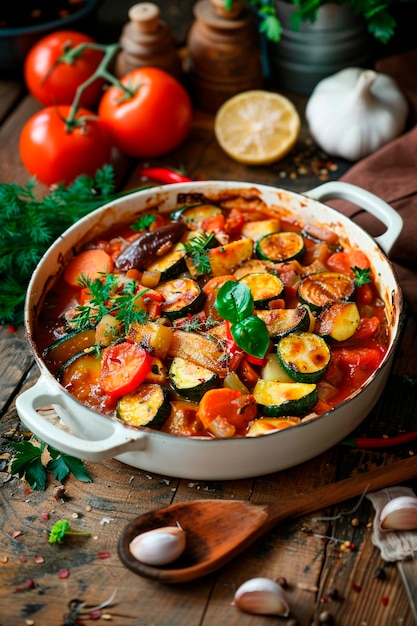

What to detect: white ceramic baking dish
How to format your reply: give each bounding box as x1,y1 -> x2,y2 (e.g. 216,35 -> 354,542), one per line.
16,180 -> 403,480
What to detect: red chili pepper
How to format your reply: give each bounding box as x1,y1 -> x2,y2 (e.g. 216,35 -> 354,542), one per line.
138,167 -> 192,184
342,430 -> 417,448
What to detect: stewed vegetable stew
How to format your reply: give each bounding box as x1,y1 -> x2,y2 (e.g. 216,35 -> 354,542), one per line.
37,194 -> 389,439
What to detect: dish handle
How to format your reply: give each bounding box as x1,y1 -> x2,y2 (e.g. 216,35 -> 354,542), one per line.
304,181 -> 403,255
15,376 -> 147,461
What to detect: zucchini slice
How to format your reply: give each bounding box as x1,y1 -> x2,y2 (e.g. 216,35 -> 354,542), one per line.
42,327 -> 96,368
58,347 -> 102,401
298,271 -> 355,311
247,416 -> 301,436
171,203 -> 223,228
256,305 -> 311,341
116,384 -> 171,429
239,272 -> 284,309
169,356 -> 219,401
277,332 -> 330,383
315,302 -> 360,342
156,277 -> 206,321
241,218 -> 281,241
255,231 -> 305,263
253,379 -> 318,416
145,241 -> 187,280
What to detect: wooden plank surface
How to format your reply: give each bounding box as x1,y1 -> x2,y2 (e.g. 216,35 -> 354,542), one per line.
0,77 -> 417,626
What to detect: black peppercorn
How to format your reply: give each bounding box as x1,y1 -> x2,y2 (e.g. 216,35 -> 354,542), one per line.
374,566 -> 386,580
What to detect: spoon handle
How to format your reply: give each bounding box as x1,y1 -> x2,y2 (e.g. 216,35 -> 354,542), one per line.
265,454 -> 417,528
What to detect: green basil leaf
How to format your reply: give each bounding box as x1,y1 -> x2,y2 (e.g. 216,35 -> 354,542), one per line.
231,315 -> 269,358
215,281 -> 253,323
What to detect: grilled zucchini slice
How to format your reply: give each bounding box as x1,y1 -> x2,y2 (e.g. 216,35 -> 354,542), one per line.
255,231 -> 305,263
256,305 -> 311,341
42,327 -> 96,369
315,302 -> 360,342
156,277 -> 206,321
253,379 -> 318,416
247,416 -> 301,436
277,332 -> 330,383
171,203 -> 223,228
241,218 -> 281,241
58,346 -> 102,393
169,356 -> 219,401
116,384 -> 170,428
298,271 -> 355,311
145,241 -> 187,280
239,272 -> 284,309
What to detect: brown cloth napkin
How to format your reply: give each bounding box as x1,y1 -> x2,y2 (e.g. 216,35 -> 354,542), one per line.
330,50 -> 417,316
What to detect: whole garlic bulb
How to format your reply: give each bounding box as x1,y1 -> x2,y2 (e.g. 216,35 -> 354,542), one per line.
305,67 -> 409,161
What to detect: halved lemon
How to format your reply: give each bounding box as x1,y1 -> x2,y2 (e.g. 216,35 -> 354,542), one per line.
214,90 -> 301,166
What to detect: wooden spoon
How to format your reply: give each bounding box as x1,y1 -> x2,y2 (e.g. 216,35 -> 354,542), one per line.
118,454 -> 417,583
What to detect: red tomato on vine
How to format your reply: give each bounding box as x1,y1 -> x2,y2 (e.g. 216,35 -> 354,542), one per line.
24,30 -> 105,108
19,105 -> 113,186
98,67 -> 193,158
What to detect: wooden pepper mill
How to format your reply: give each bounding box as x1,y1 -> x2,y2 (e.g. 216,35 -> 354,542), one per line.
186,0 -> 263,113
114,2 -> 183,81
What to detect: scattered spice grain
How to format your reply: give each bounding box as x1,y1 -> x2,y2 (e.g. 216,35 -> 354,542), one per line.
58,568 -> 70,579
381,596 -> 389,606
374,566 -> 386,580
318,610 -> 334,624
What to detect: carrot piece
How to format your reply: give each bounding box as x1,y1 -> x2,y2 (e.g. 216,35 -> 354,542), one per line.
125,268 -> 142,281
64,249 -> 114,287
203,274 -> 237,298
326,250 -> 371,276
197,388 -> 257,433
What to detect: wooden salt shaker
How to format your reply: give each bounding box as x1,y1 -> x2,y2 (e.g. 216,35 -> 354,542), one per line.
114,2 -> 183,81
186,0 -> 263,113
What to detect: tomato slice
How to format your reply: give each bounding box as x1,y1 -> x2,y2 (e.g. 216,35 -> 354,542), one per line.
99,342 -> 152,398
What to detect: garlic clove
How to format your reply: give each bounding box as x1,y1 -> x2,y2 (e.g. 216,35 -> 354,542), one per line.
380,496 -> 417,531
129,525 -> 186,566
232,577 -> 290,616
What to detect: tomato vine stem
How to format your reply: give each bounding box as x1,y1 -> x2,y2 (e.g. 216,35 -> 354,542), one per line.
64,42 -> 134,130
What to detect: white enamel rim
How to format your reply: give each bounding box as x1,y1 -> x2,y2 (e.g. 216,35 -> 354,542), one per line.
16,181 -> 403,480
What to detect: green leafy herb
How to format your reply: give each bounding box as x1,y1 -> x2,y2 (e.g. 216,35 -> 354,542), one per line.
73,274 -> 150,332
182,233 -> 214,274
131,213 -> 156,232
0,166 -> 149,326
48,519 -> 90,544
215,280 -> 270,359
352,266 -> 372,288
10,440 -> 92,491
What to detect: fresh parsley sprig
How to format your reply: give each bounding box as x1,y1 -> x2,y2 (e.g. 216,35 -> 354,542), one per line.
9,440 -> 92,491
49,519 -> 90,544
352,266 -> 372,288
215,280 -> 270,359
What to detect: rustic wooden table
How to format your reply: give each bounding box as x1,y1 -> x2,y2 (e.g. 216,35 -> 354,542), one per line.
1,77 -> 417,626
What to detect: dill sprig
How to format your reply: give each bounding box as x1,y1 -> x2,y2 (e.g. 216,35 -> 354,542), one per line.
182,233 -> 214,275
73,274 -> 150,333
0,166 -> 149,326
